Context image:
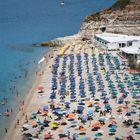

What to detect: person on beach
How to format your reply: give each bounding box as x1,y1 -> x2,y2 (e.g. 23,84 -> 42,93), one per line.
67,131 -> 70,139
16,90 -> 19,97
25,71 -> 28,78
72,133 -> 77,140
99,110 -> 103,116
5,128 -> 7,133
17,119 -> 19,125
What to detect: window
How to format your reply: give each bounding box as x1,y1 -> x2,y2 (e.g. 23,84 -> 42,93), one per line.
122,43 -> 126,48
119,43 -> 122,47
128,41 -> 132,46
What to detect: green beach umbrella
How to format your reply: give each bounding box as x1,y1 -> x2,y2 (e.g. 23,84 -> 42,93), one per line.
95,133 -> 103,137
109,128 -> 116,133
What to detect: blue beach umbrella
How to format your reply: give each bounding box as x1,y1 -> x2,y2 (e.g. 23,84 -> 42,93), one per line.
80,138 -> 88,140
55,109 -> 64,115
43,106 -> 48,111
88,109 -> 93,116
65,102 -> 70,105
77,106 -> 84,111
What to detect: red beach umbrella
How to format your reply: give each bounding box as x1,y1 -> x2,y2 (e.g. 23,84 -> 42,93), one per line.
128,69 -> 138,73
92,122 -> 101,128
67,114 -> 75,119
44,133 -> 53,139
37,85 -> 44,91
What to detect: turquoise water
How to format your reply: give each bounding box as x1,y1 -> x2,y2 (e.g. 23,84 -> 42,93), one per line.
0,0 -> 116,138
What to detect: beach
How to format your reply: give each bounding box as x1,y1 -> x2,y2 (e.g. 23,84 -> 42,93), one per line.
4,39 -> 140,140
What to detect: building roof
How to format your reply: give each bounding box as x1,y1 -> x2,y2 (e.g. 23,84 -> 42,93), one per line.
95,33 -> 140,43
120,46 -> 140,55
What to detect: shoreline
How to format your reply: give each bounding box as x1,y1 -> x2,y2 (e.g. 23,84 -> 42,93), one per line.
3,48 -> 54,140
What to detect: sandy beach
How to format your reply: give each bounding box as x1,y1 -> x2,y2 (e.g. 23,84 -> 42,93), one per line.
4,41 -> 140,140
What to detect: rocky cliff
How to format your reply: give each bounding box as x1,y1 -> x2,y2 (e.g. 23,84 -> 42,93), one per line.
80,0 -> 140,39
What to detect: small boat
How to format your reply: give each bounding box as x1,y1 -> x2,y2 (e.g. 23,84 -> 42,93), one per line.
1,102 -> 5,105
60,0 -> 64,6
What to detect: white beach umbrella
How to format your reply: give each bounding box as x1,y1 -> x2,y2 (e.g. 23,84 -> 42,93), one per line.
98,130 -> 104,133
23,124 -> 30,129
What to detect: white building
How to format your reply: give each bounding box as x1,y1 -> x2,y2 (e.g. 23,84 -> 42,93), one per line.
120,46 -> 140,64
93,32 -> 140,63
94,33 -> 140,50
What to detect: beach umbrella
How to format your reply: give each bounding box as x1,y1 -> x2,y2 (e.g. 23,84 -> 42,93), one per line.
22,124 -> 30,129
109,115 -> 116,119
104,97 -> 109,101
88,109 -> 93,116
37,85 -> 44,91
99,116 -> 105,121
67,114 -> 75,119
136,128 -> 140,132
109,128 -> 116,132
79,127 -> 87,132
55,109 -> 64,115
92,122 -> 101,128
130,106 -> 137,111
128,69 -> 138,73
31,113 -> 37,117
87,100 -> 93,105
117,108 -> 123,113
77,106 -> 84,111
50,101 -> 56,105
117,105 -> 123,109
80,138 -> 88,140
65,102 -> 70,105
97,130 -> 104,133
32,121 -> 37,126
51,122 -> 59,128
44,132 -> 53,139
112,91 -> 118,95
95,133 -> 103,137
43,106 -> 48,111
58,134 -> 67,138
115,137 -> 123,140
110,125 -> 117,129
95,106 -> 101,109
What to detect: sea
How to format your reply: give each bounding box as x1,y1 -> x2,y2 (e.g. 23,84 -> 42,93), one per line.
0,0 -> 116,138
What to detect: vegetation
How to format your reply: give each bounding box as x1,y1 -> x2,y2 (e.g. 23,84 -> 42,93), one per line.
84,0 -> 132,23
84,12 -> 101,22
128,56 -> 140,71
110,0 -> 131,10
